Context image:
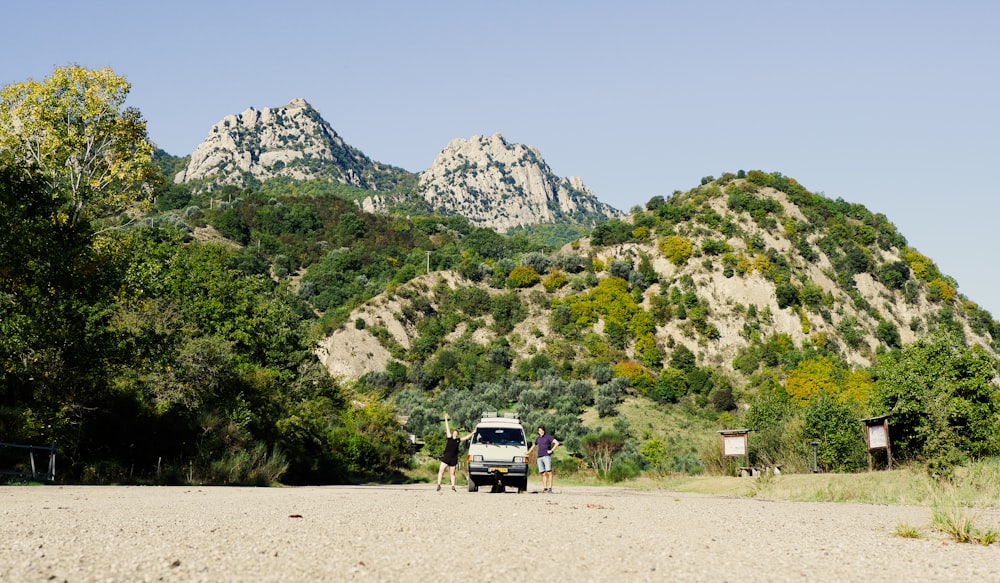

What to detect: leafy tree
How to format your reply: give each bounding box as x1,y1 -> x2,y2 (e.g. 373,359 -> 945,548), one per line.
926,278 -> 956,303
803,392 -> 867,472
653,368 -> 687,403
875,320 -> 901,348
785,356 -> 873,405
590,219 -> 633,246
0,66 -> 156,226
658,235 -> 693,265
490,292 -> 527,335
878,261 -> 910,290
836,317 -> 865,350
775,282 -> 799,309
670,344 -> 697,373
0,154 -> 132,461
580,430 -> 626,479
870,331 -> 1000,463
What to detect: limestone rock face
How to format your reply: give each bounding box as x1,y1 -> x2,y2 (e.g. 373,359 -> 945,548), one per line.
174,98 -> 392,190
176,101 -> 621,232
364,133 -> 622,231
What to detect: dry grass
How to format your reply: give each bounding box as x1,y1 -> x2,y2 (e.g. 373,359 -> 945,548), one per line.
623,458 -> 1000,545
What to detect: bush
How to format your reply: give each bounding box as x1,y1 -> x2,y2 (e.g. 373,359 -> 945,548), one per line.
542,270 -> 568,292
607,459 -> 641,482
775,282 -> 799,309
207,442 -> 288,486
658,235 -> 693,266
580,431 -> 626,479
803,393 -> 866,472
507,266 -> 540,288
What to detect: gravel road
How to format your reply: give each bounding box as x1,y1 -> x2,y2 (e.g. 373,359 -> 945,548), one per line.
1,483 -> 997,582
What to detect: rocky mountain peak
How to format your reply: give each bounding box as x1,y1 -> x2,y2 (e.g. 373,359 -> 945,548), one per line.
417,132 -> 622,231
174,99 -> 621,231
173,98 -> 384,191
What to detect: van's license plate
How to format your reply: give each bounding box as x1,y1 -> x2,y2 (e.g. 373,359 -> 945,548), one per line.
489,467 -> 508,473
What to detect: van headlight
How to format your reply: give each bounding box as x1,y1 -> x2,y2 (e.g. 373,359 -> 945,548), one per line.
471,455 -> 483,462
513,456 -> 526,463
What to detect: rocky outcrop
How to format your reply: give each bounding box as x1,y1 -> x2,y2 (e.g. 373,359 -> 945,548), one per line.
175,101 -> 621,231
364,133 -> 623,232
174,98 -> 397,191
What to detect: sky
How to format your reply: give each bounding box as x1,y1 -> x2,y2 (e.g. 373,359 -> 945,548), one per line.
4,1 -> 999,315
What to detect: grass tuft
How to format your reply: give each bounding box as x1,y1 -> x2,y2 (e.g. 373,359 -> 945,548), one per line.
893,523 -> 923,539
929,482 -> 999,545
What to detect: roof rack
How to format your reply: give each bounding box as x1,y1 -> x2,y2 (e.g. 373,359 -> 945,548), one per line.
480,411 -> 519,420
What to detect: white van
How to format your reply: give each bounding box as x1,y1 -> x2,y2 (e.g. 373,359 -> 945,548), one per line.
466,412 -> 529,493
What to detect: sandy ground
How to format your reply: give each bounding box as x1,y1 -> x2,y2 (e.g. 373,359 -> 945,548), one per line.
1,483 -> 997,582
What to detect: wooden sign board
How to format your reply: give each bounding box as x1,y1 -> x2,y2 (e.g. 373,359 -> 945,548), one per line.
867,423 -> 888,449
723,434 -> 747,457
861,415 -> 892,471
718,430 -> 750,458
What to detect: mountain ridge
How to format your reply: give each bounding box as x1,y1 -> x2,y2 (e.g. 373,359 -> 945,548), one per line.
173,99 -> 621,232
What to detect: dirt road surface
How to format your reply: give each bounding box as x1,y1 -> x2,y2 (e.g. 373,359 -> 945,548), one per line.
1,484 -> 996,582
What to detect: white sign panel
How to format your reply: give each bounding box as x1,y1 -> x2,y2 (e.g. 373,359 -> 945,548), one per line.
868,424 -> 888,449
723,435 -> 747,457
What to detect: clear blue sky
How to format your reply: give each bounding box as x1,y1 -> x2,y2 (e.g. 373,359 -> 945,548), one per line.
5,1 -> 999,316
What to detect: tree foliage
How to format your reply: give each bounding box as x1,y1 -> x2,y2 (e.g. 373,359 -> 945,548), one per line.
870,332 -> 1000,464
0,66 -> 156,226
580,430 -> 626,479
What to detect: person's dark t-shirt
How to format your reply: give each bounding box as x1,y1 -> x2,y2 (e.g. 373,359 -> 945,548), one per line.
534,434 -> 556,457
441,437 -> 461,466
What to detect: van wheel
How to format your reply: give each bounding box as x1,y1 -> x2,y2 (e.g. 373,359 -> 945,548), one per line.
468,479 -> 478,492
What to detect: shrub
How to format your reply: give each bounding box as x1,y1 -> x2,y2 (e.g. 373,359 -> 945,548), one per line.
580,431 -> 626,479
607,459 -> 641,482
520,252 -> 552,274
803,392 -> 867,472
701,238 -> 729,256
658,235 -> 693,266
542,270 -> 568,292
207,442 -> 288,486
876,320 -> 901,348
775,282 -> 799,309
507,266 -> 540,288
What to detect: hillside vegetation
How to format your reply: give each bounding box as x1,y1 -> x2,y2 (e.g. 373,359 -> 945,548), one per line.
2,66 -> 998,486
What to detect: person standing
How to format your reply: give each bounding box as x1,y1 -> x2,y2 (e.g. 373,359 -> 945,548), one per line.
526,425 -> 559,493
436,413 -> 472,491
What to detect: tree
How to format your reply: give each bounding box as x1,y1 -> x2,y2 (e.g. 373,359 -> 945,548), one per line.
580,431 -> 626,479
870,331 -> 1000,464
658,235 -> 693,266
804,392 -> 867,472
0,156 -> 129,448
0,66 -> 156,228
775,282 -> 799,309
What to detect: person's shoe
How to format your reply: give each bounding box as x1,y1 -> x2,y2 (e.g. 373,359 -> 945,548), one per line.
451,486 -> 457,492
436,484 -> 441,491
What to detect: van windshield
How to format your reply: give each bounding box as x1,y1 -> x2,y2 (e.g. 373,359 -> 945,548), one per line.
474,427 -> 525,446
